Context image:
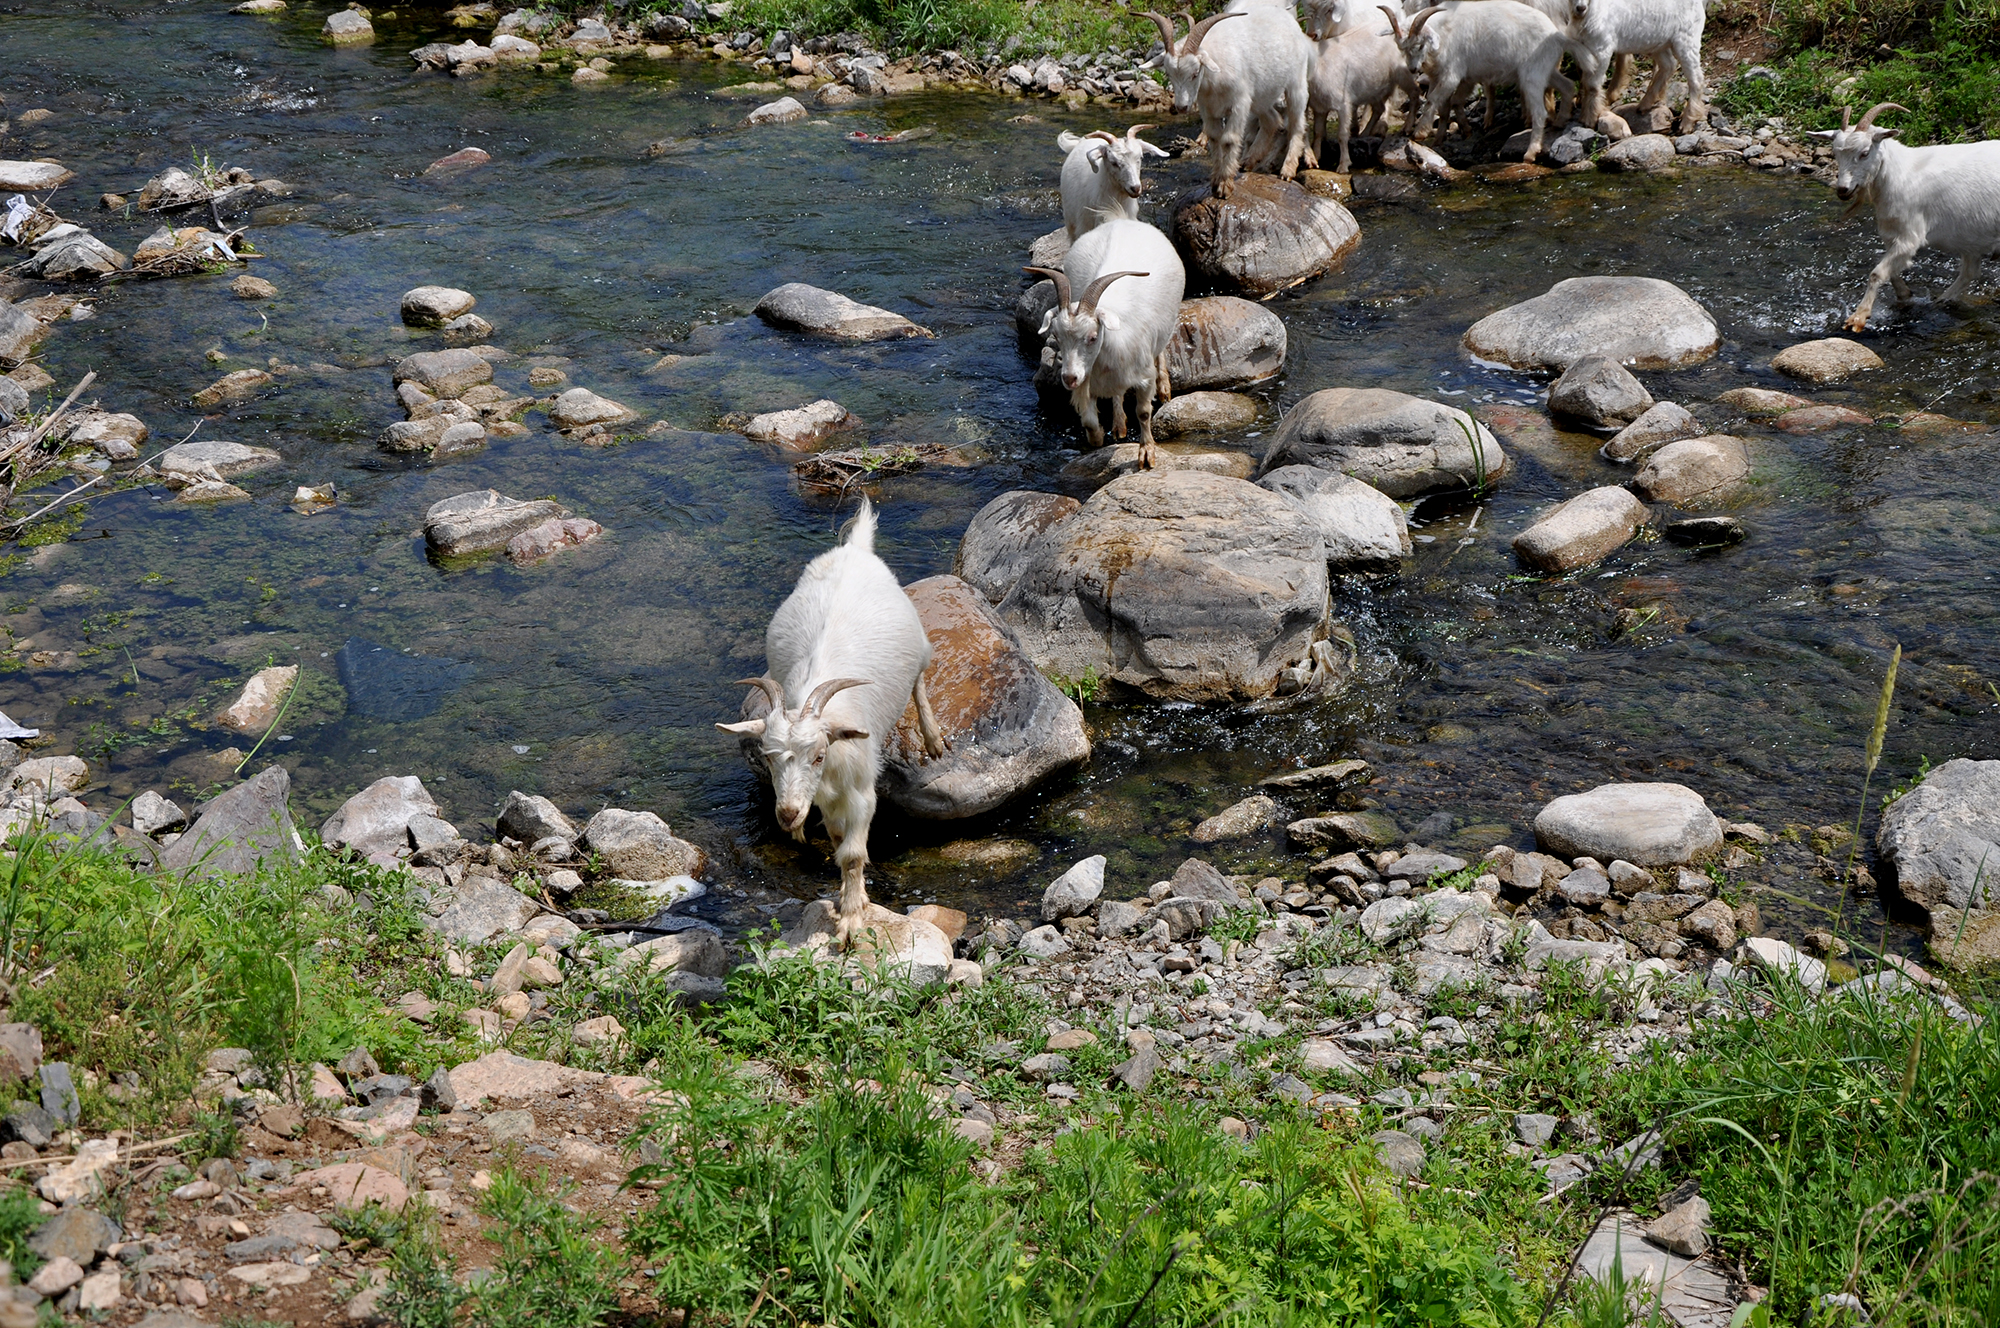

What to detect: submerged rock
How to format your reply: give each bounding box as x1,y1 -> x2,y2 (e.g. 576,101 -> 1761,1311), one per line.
424,490 -> 567,557
753,283 -> 933,341
1463,276 -> 1720,371
1256,388 -> 1505,498
997,470 -> 1329,703
506,516 -> 603,565
191,370 -> 275,409
216,665 -> 299,733
336,638 -> 475,723
1171,175 -> 1361,296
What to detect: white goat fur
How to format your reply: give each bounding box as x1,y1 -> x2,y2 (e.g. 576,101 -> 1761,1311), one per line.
1033,218 -> 1187,468
1568,0 -> 1707,131
718,499 -> 945,939
1309,23 -> 1417,171
1055,127 -> 1167,241
1388,2 -> 1577,162
1141,7 -> 1315,196
1810,104 -> 2000,332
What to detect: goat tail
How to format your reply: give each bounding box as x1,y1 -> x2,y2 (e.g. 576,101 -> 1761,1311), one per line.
844,495 -> 878,552
1057,130 -> 1084,152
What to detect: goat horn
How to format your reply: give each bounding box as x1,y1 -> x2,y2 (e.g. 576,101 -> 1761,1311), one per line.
1087,129 -> 1121,145
1135,9 -> 1179,53
1184,9 -> 1240,53
1841,104 -> 1852,132
1079,269 -> 1148,313
735,676 -> 786,709
1856,102 -> 1907,131
1024,265 -> 1072,309
1126,123 -> 1157,138
1406,5 -> 1444,40
804,677 -> 869,716
1378,4 -> 1405,39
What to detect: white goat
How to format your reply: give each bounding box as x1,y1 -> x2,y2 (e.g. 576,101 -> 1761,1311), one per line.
1810,102 -> 2000,332
718,499 -> 946,943
1056,126 -> 1167,241
1384,2 -> 1576,162
1137,7 -> 1314,196
1567,0 -> 1707,134
1028,217 -> 1186,469
1308,21 -> 1417,171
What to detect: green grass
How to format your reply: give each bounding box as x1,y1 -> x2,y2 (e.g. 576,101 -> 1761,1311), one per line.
614,0 -> 1161,58
1715,0 -> 2000,143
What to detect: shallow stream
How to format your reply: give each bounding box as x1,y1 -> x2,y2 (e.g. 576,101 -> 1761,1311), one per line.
6,1 -> 1999,943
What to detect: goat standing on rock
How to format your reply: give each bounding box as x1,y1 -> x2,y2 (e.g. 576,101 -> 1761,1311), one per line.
1139,6 -> 1315,196
719,499 -> 946,946
1811,102 -> 2000,332
1057,127 -> 1168,241
1030,217 -> 1187,470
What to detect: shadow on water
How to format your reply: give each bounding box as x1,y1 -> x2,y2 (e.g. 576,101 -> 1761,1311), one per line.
4,0 -> 1997,945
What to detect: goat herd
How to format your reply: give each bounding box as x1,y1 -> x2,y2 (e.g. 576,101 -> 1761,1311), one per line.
721,0 -> 2000,941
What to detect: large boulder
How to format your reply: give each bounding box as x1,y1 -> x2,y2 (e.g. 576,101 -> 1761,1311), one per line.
1512,486 -> 1649,573
877,576 -> 1090,818
1256,388 -> 1505,498
753,283 -> 933,341
1170,176 -> 1361,296
321,776 -> 441,867
955,491 -> 1082,603
1875,759 -> 2000,913
1463,276 -> 1720,371
1534,782 -> 1723,866
158,766 -> 300,878
583,808 -> 706,881
1165,297 -> 1288,390
1257,466 -> 1410,571
424,491 -> 567,557
1630,435 -> 1748,505
996,470 -> 1330,702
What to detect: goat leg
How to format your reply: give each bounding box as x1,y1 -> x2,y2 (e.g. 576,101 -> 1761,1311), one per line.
1846,239 -> 1921,332
1155,351 -> 1173,404
831,820 -> 872,948
1636,48 -> 1674,110
1670,38 -> 1708,133
1073,386 -> 1107,448
912,673 -> 948,757
1135,390 -> 1158,471
1111,391 -> 1129,439
1942,254 -> 1982,304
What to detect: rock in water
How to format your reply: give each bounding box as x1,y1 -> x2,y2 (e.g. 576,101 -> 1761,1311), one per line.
1257,466 -> 1411,571
996,470 -> 1329,703
955,491 -> 1081,603
158,440 -> 281,482
401,287 -> 476,327
753,283 -> 933,341
743,97 -> 807,125
1165,297 -> 1288,389
1171,175 -> 1361,296
0,301 -> 50,366
0,162 -> 76,191
1601,402 -> 1702,463
1770,337 -> 1883,384
1463,276 -> 1719,371
424,490 -> 568,556
1548,354 -> 1653,428
1153,391 -> 1259,437
159,766 -> 299,878
1599,133 -> 1677,172
1256,388 -> 1505,497
876,575 -> 1091,818
1512,486 -> 1649,573
216,665 -> 299,732
546,388 -> 635,430
1630,435 -> 1748,506
335,638 -> 474,722
323,8 -> 374,43
1875,759 -> 2000,913
1535,782 -> 1723,866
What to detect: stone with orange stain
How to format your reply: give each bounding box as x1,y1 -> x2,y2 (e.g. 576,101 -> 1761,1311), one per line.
287,1162 -> 408,1211
878,575 -> 1090,818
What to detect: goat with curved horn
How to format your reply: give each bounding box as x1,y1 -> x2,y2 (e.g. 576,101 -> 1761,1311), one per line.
1077,270 -> 1148,313
1808,97 -> 2000,332
1146,0 -> 1313,194
1024,265 -> 1072,308
1393,0 -> 1577,161
718,496 -> 946,947
1135,8 -> 1180,52
1377,4 -> 1406,40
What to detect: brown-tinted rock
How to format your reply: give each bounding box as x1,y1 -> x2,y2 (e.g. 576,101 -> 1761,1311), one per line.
1171,174 -> 1361,295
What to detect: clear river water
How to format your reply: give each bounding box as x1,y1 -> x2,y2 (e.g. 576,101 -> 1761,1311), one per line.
6,0 -> 1998,943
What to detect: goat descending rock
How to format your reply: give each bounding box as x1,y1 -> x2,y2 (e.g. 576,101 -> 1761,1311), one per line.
1139,6 -> 1314,197
720,500 -> 947,945
1810,103 -> 2000,333
1385,2 -> 1578,163
1029,218 -> 1187,469
1057,127 -> 1168,241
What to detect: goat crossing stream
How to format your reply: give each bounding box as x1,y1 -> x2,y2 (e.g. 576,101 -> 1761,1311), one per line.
5,0 -> 1997,950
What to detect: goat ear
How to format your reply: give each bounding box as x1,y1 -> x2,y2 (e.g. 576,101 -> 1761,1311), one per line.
828,726 -> 870,743
1087,145 -> 1107,172
1037,309 -> 1056,335
716,719 -> 765,736
1872,127 -> 1900,140
1137,52 -> 1163,70
1099,311 -> 1121,332
1807,129 -> 1839,140
1139,140 -> 1170,158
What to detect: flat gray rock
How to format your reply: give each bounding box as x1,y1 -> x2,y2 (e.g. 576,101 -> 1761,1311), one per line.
158,766 -> 299,879
0,161 -> 76,191
1257,388 -> 1506,498
158,440 -> 281,480
1259,466 -> 1411,570
1876,758 -> 2000,912
424,490 -> 567,558
431,877 -> 538,944
997,471 -> 1329,703
1574,1211 -> 1737,1328
1153,390 -> 1259,438
1513,486 -> 1649,573
1536,782 -> 1723,866
754,282 -> 933,341
1631,435 -> 1749,506
1464,276 -> 1720,372
1602,401 -> 1703,463
394,348 -> 493,398
321,775 -> 439,866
